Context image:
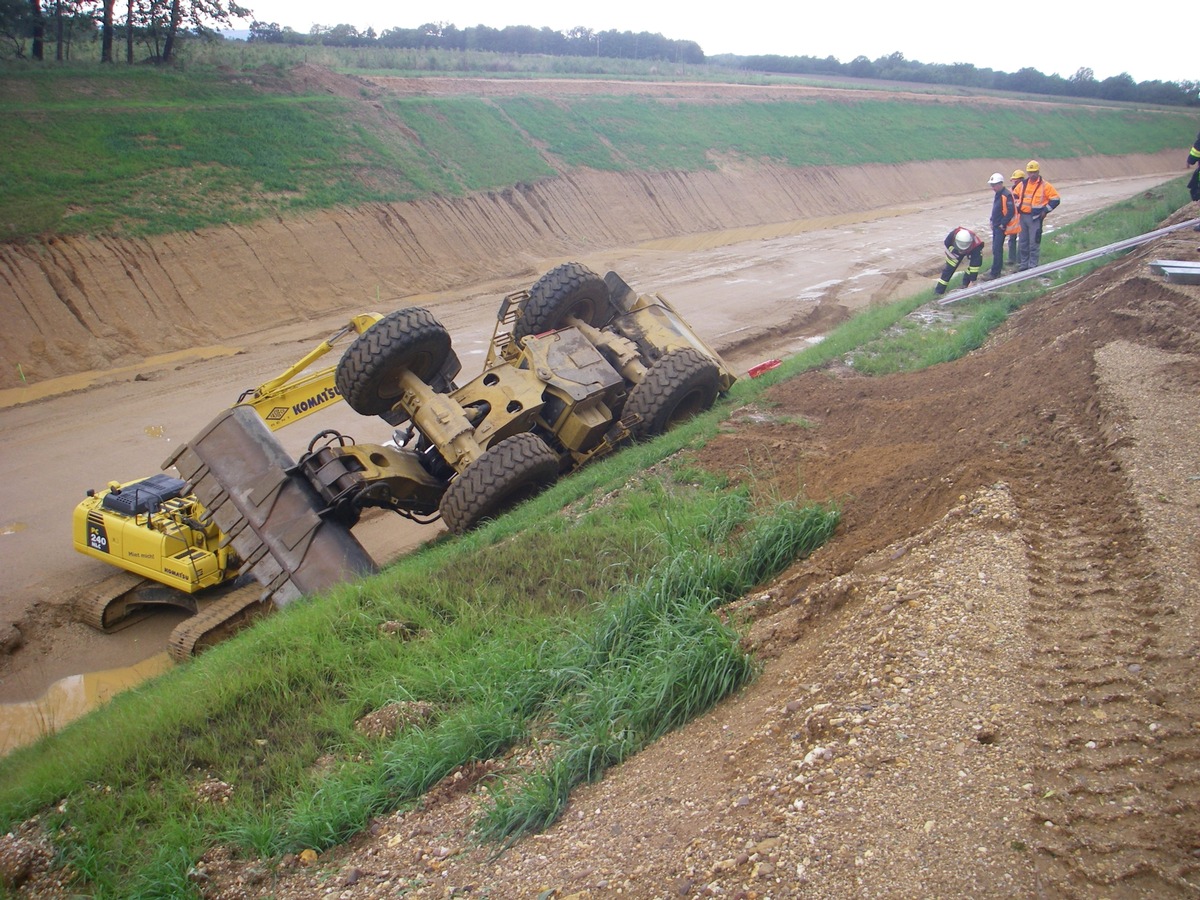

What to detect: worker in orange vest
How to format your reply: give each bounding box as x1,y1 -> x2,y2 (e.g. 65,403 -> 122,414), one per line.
984,172 -> 1018,280
1013,160 -> 1060,270
933,227 -> 984,295
1006,169 -> 1024,267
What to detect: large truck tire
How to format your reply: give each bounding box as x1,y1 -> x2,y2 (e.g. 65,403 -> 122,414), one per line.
438,433 -> 560,534
625,348 -> 721,439
513,262 -> 612,341
336,308 -> 453,417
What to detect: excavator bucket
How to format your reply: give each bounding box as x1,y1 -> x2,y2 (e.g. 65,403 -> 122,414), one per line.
164,406 -> 378,610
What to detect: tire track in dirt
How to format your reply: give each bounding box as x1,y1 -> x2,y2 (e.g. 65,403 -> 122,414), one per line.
1000,280 -> 1200,894
1017,486 -> 1200,894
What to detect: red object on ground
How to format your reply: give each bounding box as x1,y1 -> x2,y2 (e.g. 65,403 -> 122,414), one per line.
748,359 -> 782,378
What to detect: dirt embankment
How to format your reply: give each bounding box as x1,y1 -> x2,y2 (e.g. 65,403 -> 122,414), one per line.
0,152 -> 1177,392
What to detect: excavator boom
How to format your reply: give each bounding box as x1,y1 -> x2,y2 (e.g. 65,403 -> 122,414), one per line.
236,313 -> 383,430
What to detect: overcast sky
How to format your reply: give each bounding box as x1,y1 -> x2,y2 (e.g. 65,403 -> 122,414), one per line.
229,1 -> 1193,86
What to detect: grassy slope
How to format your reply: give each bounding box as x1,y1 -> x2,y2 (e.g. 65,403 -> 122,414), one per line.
0,64 -> 1192,240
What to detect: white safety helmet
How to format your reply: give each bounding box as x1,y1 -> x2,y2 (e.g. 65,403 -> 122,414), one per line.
987,172 -> 1004,185
953,229 -> 972,252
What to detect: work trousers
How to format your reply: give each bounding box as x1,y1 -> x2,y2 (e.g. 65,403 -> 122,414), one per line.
990,225 -> 1007,278
1007,234 -> 1017,265
934,246 -> 983,295
1018,212 -> 1044,270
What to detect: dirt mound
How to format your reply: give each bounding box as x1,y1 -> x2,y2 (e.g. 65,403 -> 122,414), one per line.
132,217 -> 1200,899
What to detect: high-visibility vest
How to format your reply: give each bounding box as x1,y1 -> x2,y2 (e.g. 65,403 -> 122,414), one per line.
1015,177 -> 1060,214
1001,193 -> 1018,235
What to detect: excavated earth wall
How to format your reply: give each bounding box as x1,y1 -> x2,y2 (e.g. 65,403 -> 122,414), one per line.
0,151 -> 1176,390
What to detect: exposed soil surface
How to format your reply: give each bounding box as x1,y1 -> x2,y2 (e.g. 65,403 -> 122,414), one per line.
0,163 -> 1181,711
1,70 -> 1199,899
175,211 -> 1198,900
10,205 -> 1195,900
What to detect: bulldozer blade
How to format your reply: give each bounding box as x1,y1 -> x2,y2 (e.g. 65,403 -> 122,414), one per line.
163,406 -> 378,609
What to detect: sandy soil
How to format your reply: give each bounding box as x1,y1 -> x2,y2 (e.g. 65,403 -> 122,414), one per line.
152,206 -> 1197,900
7,201 -> 1195,899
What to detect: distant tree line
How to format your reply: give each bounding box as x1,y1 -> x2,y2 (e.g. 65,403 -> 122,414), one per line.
2,4 -> 1195,108
730,51 -> 1198,108
248,20 -> 1197,108
0,0 -> 246,63
247,20 -> 705,65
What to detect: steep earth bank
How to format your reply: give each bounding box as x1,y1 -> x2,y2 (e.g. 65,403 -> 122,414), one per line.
176,209 -> 1200,900
0,152 -> 1176,392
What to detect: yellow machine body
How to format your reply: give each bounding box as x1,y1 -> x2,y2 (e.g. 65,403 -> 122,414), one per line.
72,474 -> 237,594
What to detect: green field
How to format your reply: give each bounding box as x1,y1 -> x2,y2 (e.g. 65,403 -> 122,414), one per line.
1,63 -> 1193,240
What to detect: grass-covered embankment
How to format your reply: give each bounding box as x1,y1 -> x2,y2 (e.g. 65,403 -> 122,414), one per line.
0,177 -> 1189,899
0,422 -> 839,895
1,62 -> 1193,240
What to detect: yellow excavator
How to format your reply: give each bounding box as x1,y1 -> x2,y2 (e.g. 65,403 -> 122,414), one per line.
71,314 -> 383,659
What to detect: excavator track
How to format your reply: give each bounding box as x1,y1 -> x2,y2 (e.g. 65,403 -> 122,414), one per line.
167,583 -> 270,662
75,571 -> 200,633
76,571 -> 150,632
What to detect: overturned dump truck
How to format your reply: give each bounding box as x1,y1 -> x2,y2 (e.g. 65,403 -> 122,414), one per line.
80,263 -> 736,658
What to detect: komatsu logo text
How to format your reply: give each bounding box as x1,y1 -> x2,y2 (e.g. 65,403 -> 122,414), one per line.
293,387 -> 340,416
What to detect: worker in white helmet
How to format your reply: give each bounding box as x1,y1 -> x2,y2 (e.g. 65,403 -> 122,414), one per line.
984,172 -> 1017,281
933,227 -> 984,295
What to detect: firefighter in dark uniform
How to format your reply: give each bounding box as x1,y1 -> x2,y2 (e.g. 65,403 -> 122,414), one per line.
934,227 -> 984,295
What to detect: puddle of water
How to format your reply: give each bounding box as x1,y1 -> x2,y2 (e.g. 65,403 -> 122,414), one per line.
0,653 -> 173,757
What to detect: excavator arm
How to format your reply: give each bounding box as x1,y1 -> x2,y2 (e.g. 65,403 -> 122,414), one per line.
236,313 -> 383,430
